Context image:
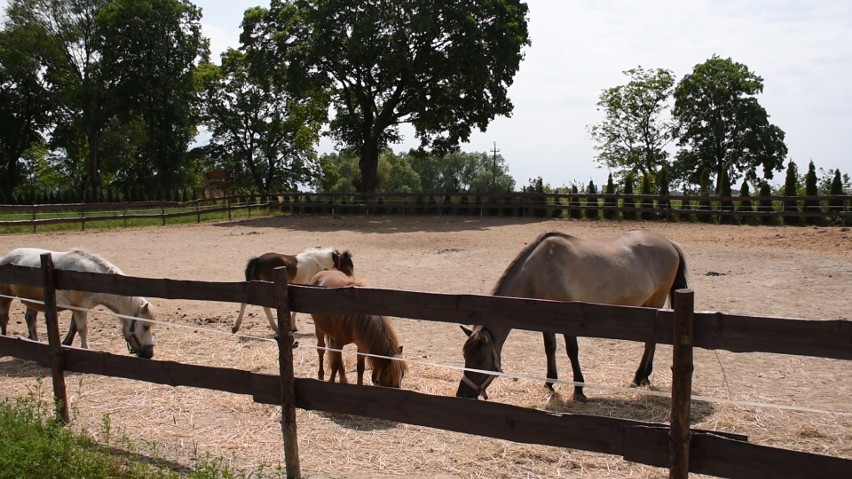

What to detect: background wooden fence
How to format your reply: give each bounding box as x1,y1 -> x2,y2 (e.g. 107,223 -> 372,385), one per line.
0,262 -> 851,478
1,191 -> 850,231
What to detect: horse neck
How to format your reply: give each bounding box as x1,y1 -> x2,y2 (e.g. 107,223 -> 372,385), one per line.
90,291 -> 143,317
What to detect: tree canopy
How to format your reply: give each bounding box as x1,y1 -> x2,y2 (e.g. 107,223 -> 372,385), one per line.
243,0 -> 530,193
588,66 -> 675,181
673,55 -> 787,192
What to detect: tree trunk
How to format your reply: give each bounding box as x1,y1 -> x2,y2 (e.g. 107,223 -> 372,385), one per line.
87,127 -> 101,201
358,139 -> 380,193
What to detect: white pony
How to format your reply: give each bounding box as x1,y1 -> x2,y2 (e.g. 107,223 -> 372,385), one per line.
0,247 -> 156,358
232,247 -> 354,334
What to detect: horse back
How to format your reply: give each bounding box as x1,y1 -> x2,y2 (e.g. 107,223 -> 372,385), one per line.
245,253 -> 298,282
500,230 -> 683,307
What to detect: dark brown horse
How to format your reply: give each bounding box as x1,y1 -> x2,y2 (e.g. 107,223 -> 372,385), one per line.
232,247 -> 353,333
456,230 -> 688,402
310,270 -> 407,388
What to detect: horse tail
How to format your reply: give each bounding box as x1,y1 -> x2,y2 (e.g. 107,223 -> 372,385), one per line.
668,241 -> 689,304
244,256 -> 261,281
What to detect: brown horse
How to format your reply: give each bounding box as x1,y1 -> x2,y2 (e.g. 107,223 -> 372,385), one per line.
456,230 -> 688,402
232,247 -> 354,334
310,270 -> 407,388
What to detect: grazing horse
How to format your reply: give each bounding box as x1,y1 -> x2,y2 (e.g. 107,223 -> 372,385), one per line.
310,270 -> 407,388
232,247 -> 354,334
0,247 -> 157,358
456,230 -> 688,402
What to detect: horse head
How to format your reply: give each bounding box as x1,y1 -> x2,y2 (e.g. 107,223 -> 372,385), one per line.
456,326 -> 502,400
371,345 -> 406,388
122,301 -> 155,359
332,250 -> 355,277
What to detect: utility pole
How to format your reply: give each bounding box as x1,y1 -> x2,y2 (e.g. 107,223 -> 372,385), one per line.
491,142 -> 500,191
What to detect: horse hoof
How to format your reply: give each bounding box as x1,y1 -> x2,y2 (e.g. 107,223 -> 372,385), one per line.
545,382 -> 555,391
573,391 -> 588,403
231,327 -> 238,334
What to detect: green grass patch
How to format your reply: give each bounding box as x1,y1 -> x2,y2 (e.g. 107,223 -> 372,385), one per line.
0,382 -> 284,478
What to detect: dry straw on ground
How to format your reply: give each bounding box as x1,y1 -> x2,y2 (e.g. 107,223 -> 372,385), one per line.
1,216 -> 850,478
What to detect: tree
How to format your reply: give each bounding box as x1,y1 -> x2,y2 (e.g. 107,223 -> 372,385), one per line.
96,0 -> 208,198
0,27 -> 52,200
245,0 -> 531,193
603,172 -> 617,220
803,161 -> 822,225
4,0 -> 112,199
783,160 -> 800,225
672,55 -> 788,191
202,46 -> 324,193
588,66 -> 675,180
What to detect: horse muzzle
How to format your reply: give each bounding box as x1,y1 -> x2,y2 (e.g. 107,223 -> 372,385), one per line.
127,342 -> 154,359
455,376 -> 484,400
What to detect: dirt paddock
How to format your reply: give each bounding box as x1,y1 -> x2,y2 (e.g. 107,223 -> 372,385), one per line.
1,215 -> 850,478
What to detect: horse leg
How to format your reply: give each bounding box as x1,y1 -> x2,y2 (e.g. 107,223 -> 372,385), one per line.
262,307 -> 279,333
543,332 -> 558,390
356,350 -> 365,386
72,311 -> 88,349
0,298 -> 9,336
25,308 -> 39,341
232,303 -> 248,333
632,342 -> 656,387
316,331 -> 325,380
289,311 -> 298,332
329,339 -> 348,384
563,335 -> 587,402
62,314 -> 78,346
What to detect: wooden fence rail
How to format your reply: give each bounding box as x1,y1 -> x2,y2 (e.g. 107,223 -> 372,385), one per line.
2,191 -> 850,231
0,265 -> 851,478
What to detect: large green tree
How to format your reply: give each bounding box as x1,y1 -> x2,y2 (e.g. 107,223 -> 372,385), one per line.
243,0 -> 530,193
672,55 -> 787,191
96,0 -> 208,198
4,0 -> 111,198
201,45 -> 325,193
588,66 -> 675,180
0,27 -> 52,200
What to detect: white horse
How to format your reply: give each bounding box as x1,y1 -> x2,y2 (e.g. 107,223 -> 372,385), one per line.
232,247 -> 354,334
0,247 -> 156,358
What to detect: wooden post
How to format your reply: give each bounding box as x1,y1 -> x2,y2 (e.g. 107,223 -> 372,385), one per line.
273,266 -> 301,479
40,253 -> 69,425
669,288 -> 694,478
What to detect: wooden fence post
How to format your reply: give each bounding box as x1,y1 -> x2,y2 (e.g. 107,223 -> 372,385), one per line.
40,253 -> 69,425
273,266 -> 301,479
669,288 -> 694,478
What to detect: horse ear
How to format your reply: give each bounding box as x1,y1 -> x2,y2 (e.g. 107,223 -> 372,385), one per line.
460,325 -> 473,337
398,345 -> 403,354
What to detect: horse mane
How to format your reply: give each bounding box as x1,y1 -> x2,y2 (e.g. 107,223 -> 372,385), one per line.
67,248 -> 124,274
491,231 -> 571,295
361,314 -> 407,375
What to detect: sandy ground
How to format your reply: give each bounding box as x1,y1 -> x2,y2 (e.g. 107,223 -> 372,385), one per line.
1,215 -> 850,478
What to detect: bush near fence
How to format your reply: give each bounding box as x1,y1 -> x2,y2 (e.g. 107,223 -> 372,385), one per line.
0,261 -> 850,478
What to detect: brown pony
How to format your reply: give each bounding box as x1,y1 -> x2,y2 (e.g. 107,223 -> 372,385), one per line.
456,230 -> 688,402
310,270 -> 407,388
232,247 -> 354,334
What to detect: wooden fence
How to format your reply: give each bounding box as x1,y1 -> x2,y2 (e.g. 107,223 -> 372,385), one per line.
1,191 -> 850,231
0,260 -> 851,478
